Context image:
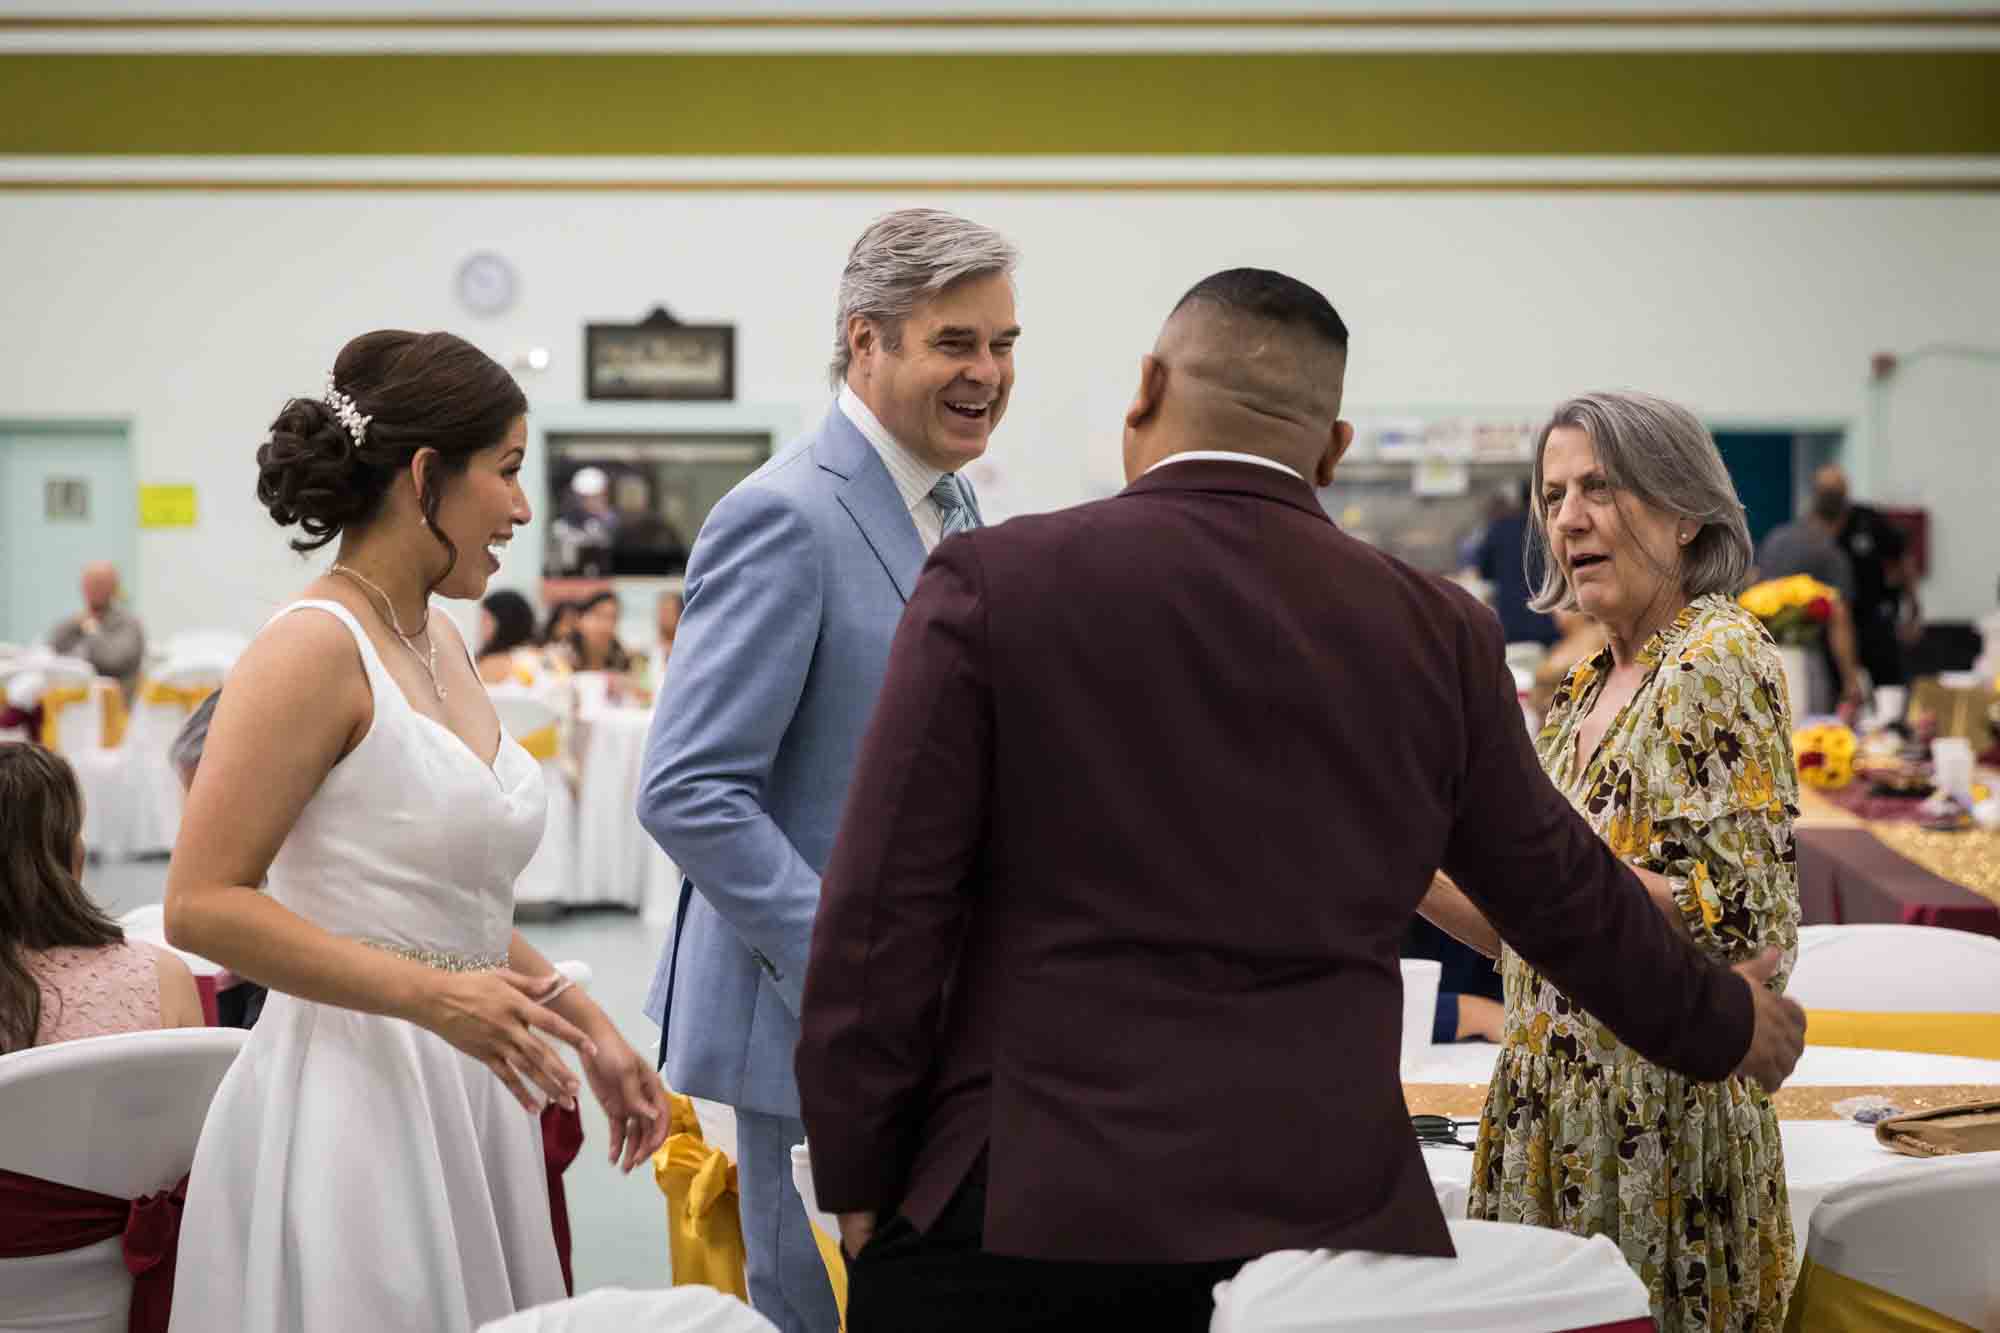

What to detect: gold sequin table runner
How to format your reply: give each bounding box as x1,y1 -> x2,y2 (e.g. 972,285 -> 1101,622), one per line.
1796,779 -> 2000,912
1862,824 -> 2000,911
1404,1082 -> 2000,1120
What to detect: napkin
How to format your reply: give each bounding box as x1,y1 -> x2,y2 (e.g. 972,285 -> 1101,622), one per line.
1875,1100 -> 2000,1157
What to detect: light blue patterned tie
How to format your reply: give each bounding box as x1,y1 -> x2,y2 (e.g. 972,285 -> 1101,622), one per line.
930,473 -> 978,540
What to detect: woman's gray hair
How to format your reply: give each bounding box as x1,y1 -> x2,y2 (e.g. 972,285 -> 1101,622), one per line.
828,209 -> 1019,390
168,690 -> 220,779
1527,390 -> 1753,614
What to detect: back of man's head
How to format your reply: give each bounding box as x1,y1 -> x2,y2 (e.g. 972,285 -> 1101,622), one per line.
1168,268 -> 1349,355
1810,464 -> 1850,522
1127,268 -> 1351,482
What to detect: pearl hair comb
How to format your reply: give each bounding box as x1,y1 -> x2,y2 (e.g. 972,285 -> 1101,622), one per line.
322,372 -> 372,448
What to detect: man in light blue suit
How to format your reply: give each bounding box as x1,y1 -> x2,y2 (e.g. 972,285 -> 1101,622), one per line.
638,209 -> 1021,1332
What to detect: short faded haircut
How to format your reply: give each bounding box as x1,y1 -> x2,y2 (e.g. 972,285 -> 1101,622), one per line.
1169,267 -> 1349,352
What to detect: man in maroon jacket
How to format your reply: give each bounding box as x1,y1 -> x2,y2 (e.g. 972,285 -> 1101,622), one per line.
796,268 -> 1806,1331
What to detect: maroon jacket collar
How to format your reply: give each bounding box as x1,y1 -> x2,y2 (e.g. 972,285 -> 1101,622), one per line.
1119,456 -> 1330,523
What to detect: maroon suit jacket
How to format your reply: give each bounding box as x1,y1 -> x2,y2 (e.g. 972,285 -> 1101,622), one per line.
796,459 -> 1753,1265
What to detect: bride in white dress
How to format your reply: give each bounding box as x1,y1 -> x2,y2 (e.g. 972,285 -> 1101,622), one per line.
166,331 -> 670,1331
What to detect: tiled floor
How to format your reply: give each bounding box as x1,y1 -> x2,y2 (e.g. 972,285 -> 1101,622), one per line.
90,858 -> 683,1294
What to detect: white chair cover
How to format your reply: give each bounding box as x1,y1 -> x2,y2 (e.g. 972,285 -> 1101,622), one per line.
154,631 -> 247,668
13,656 -> 106,746
476,1286 -> 778,1332
2,661 -> 43,713
116,902 -> 225,981
574,705 -> 659,909
1787,924 -> 2000,1012
0,1028 -> 248,1333
1209,1220 -> 1652,1333
1797,1153 -> 2000,1330
492,688 -> 576,907
121,656 -> 227,857
0,654 -> 26,743
15,657 -> 141,859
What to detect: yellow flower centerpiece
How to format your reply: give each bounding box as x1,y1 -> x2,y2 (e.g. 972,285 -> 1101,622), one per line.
1739,575 -> 1841,647
1793,722 -> 1857,789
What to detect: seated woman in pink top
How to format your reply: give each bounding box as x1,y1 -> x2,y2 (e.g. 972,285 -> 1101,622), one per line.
0,741 -> 204,1053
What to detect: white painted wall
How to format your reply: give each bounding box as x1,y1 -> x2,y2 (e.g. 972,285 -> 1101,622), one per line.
10,0 -> 1989,17
1875,349 -> 2000,621
2,189 -> 1996,637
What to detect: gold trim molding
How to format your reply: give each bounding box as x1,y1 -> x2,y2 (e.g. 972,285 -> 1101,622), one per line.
2,175 -> 1995,192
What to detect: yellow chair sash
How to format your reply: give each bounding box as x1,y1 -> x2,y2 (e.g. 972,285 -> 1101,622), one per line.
1783,1255 -> 1977,1333
103,687 -> 127,749
805,1216 -> 850,1331
514,724 -> 560,763
139,679 -> 217,714
651,1093 -> 748,1300
37,684 -> 124,751
1803,1010 -> 2000,1061
38,684 -> 90,749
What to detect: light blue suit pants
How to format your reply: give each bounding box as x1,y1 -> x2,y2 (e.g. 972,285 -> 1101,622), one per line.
734,1110 -> 840,1333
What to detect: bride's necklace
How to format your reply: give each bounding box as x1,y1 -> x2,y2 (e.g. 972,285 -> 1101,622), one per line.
329,562 -> 446,701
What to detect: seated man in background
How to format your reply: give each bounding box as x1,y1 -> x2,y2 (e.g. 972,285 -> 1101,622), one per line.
170,691 -> 264,1028
1,741 -> 202,1052
45,561 -> 146,699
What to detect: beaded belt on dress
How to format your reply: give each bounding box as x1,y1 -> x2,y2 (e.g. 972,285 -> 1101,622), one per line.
364,940 -> 508,973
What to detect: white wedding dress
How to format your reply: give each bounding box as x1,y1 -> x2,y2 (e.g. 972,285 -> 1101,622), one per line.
171,601 -> 565,1332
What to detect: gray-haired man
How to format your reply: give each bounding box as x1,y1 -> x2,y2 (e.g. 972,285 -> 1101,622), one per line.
638,209 -> 1020,1331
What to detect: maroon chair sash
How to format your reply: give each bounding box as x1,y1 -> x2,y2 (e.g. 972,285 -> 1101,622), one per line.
0,1167 -> 187,1333
540,1102 -> 584,1296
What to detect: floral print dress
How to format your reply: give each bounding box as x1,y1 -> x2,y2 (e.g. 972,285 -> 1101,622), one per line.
1467,594 -> 1802,1333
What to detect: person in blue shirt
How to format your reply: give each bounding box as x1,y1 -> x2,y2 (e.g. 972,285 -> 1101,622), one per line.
1475,481 -> 1558,646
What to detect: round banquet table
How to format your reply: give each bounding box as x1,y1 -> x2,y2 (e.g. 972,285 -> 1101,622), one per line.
573,704 -> 680,920
1408,1042 -> 2000,1262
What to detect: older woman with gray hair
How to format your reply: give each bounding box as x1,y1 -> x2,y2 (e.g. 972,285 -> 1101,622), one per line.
1423,391 -> 1801,1332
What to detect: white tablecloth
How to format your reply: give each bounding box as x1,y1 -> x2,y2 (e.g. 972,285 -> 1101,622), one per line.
1412,1043 -> 2000,1259
573,706 -> 679,920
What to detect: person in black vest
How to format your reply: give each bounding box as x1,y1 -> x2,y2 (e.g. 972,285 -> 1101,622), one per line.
1810,464 -> 1920,687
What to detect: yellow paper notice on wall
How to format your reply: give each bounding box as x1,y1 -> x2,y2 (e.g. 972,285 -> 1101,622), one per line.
138,484 -> 197,528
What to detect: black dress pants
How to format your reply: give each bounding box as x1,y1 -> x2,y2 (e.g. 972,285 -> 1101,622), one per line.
845,1158 -> 1250,1333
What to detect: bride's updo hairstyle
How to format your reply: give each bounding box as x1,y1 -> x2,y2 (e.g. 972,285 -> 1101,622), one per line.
257,330 -> 526,585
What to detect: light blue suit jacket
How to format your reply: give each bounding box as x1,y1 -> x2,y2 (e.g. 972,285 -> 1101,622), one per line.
638,404 -> 977,1117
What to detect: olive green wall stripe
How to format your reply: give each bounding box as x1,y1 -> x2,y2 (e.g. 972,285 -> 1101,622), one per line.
1,176 -> 1994,192
2,10 -> 1997,28
1,51 -> 1992,156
